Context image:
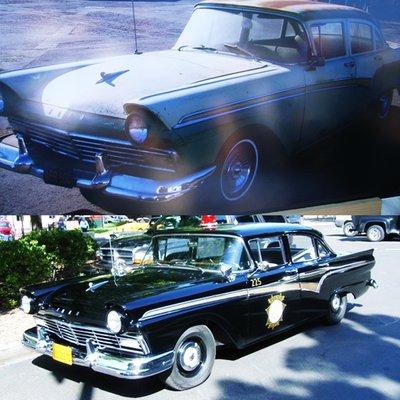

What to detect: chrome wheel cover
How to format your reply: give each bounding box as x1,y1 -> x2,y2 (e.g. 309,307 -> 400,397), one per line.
220,139 -> 259,201
369,227 -> 382,241
178,341 -> 203,372
330,294 -> 341,312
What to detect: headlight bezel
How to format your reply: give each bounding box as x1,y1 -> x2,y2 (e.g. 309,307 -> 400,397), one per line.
106,309 -> 126,334
20,295 -> 34,314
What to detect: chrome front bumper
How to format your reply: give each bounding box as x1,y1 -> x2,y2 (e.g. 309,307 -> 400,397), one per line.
0,135 -> 215,201
22,327 -> 174,379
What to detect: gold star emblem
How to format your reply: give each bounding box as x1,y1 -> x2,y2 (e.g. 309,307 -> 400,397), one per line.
266,294 -> 286,329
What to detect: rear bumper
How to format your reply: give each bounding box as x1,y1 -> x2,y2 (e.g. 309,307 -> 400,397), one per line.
0,135 -> 215,202
22,326 -> 174,379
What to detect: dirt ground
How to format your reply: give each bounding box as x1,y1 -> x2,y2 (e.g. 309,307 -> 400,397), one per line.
0,1 -> 399,214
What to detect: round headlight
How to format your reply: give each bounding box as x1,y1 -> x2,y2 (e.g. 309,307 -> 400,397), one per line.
21,295 -> 33,314
107,310 -> 123,333
127,114 -> 148,144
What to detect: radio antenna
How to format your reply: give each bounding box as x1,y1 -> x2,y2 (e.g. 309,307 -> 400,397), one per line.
131,0 -> 141,54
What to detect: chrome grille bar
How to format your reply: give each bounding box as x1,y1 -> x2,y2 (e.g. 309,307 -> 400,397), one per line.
35,316 -> 146,355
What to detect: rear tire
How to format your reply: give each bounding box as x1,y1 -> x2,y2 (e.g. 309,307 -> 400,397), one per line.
325,293 -> 347,325
376,90 -> 393,120
343,221 -> 356,237
163,325 -> 216,391
367,225 -> 385,242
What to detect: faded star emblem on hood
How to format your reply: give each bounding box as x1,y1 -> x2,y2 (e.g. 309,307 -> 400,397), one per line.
96,69 -> 130,87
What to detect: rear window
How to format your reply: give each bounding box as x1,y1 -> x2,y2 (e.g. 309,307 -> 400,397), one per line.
311,22 -> 346,59
350,22 -> 373,54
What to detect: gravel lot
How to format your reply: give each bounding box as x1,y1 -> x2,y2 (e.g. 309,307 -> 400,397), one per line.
0,1 -> 399,214
0,221 -> 399,399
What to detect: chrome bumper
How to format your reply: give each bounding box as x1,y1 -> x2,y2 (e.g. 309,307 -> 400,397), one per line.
0,135 -> 215,201
22,327 -> 174,379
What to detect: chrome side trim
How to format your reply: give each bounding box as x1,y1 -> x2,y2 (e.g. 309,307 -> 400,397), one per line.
139,289 -> 249,321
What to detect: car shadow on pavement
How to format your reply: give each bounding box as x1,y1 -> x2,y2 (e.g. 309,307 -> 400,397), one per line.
31,356 -> 164,399
216,310 -> 400,400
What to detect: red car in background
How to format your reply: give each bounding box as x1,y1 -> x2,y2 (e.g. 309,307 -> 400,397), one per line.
0,220 -> 14,239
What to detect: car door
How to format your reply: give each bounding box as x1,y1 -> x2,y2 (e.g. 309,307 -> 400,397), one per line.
302,19 -> 359,147
287,233 -> 334,318
348,20 -> 385,103
246,235 -> 302,342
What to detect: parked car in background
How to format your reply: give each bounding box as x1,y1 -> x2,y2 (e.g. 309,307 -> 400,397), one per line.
344,216 -> 400,241
20,222 -> 377,390
0,220 -> 14,239
1,1 -> 399,211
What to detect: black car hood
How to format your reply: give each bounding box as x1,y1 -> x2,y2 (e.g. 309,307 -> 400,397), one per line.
44,266 -> 220,324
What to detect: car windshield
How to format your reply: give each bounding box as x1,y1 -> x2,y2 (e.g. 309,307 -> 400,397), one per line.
175,8 -> 310,63
142,234 -> 252,272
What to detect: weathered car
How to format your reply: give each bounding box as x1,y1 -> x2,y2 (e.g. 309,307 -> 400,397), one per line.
21,223 -> 377,390
0,1 -> 399,210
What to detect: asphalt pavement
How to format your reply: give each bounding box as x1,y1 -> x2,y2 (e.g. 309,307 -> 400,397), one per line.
0,222 -> 399,400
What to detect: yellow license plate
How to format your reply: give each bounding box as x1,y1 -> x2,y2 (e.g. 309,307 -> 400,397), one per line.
52,343 -> 73,365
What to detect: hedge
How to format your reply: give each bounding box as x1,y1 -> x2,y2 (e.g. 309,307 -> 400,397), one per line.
0,230 -> 98,311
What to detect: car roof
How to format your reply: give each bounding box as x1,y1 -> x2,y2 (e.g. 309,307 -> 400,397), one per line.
198,0 -> 375,22
155,222 -> 322,239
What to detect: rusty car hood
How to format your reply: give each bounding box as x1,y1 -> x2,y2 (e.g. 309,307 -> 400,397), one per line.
0,50 -> 267,121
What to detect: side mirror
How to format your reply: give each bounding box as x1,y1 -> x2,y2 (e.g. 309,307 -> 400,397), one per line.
220,264 -> 233,280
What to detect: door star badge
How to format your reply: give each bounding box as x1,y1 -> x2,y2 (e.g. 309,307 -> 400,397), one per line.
266,294 -> 286,329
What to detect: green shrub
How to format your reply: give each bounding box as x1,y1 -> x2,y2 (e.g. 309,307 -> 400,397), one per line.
0,239 -> 53,310
23,229 -> 97,279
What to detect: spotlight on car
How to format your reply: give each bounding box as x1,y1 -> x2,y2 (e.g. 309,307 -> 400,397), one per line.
20,295 -> 34,314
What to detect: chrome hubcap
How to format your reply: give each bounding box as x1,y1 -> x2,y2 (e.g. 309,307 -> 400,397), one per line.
331,294 -> 341,312
369,227 -> 381,241
178,341 -> 202,372
221,139 -> 259,201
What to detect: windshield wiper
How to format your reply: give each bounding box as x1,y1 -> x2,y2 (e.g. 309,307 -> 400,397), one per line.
224,43 -> 258,60
178,44 -> 218,52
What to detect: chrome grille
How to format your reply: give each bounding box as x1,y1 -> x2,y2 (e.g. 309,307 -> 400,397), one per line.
100,248 -> 134,264
9,118 -> 177,173
35,316 -> 145,355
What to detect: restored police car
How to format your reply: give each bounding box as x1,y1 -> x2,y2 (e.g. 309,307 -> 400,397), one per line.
0,1 -> 399,209
21,223 -> 377,390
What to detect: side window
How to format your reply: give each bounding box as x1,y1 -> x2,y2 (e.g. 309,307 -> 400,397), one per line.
249,236 -> 285,267
289,235 -> 317,263
350,22 -> 373,54
311,22 -> 346,59
317,240 -> 331,259
236,215 -> 255,223
374,28 -> 385,50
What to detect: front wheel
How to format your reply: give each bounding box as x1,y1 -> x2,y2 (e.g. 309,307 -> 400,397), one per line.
325,293 -> 347,325
343,221 -> 356,237
367,225 -> 386,242
163,325 -> 216,391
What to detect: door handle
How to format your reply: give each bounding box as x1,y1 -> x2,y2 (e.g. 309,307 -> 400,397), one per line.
344,60 -> 356,68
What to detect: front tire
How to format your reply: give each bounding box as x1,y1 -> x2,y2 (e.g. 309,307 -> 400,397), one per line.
367,225 -> 386,242
163,325 -> 216,391
325,293 -> 347,325
343,221 -> 356,237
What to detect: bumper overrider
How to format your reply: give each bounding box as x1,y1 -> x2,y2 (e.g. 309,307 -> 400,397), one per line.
22,326 -> 174,379
0,134 -> 215,201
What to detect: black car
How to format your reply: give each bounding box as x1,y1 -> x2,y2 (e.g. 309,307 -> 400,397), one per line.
344,216 -> 400,242
20,223 -> 377,390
